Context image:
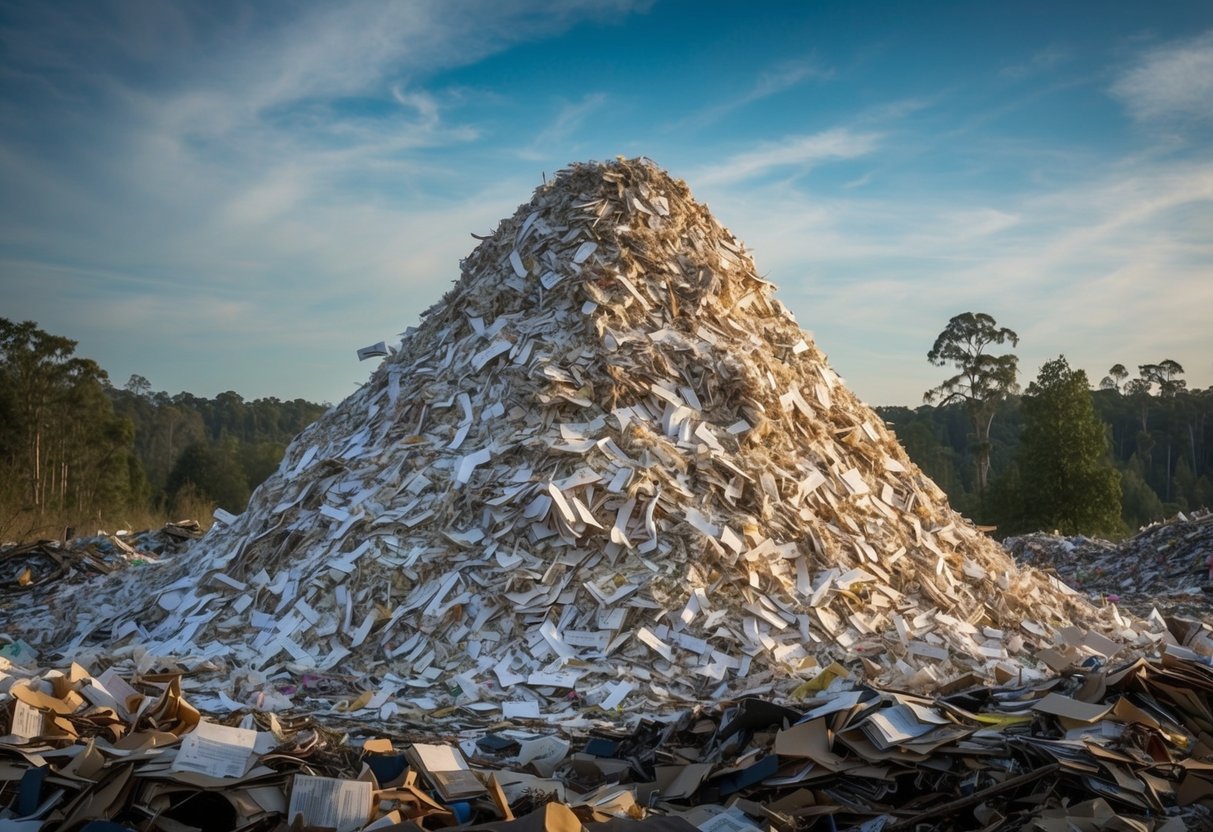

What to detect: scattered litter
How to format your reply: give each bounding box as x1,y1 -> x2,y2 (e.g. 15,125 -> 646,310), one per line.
1007,510 -> 1213,619
1,522 -> 200,598
2,649 -> 1212,830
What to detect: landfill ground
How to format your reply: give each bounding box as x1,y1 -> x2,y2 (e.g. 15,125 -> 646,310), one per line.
1006,511 -> 1213,623
4,159 -> 1213,831
3,527 -> 1213,832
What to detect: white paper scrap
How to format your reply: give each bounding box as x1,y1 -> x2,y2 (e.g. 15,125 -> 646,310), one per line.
840,467 -> 870,495
636,627 -> 674,661
684,507 -> 720,538
516,735 -> 570,777
172,721 -> 258,779
509,249 -> 527,278
563,630 -> 610,651
539,620 -> 577,659
599,681 -> 635,710
288,775 -> 373,832
527,670 -> 582,688
503,700 -> 542,719
471,340 -> 512,372
572,241 -> 598,264
356,342 -> 388,361
455,448 -> 492,486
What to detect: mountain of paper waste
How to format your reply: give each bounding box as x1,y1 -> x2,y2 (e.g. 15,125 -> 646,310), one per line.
22,158 -> 1138,709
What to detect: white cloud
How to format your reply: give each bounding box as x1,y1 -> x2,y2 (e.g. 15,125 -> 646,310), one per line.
222,168 -> 309,226
694,129 -> 881,186
1112,31 -> 1213,124
943,207 -> 1021,239
843,171 -> 875,189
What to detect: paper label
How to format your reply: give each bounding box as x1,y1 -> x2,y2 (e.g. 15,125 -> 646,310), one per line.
11,700 -> 44,739
172,721 -> 258,779
698,808 -> 764,832
288,775 -> 372,832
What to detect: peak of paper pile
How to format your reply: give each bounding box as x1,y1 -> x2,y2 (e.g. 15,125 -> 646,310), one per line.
22,158 -> 1152,713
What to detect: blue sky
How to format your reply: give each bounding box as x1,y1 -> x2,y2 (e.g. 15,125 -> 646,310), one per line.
2,1 -> 1211,406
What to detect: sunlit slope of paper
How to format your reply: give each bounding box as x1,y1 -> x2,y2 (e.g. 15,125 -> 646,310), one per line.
27,159 -> 1135,711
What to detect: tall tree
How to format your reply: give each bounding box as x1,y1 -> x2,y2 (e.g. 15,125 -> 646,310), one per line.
125,374 -> 152,397
1109,360 -> 1188,497
1018,356 -> 1122,535
1139,360 -> 1186,398
1099,363 -> 1129,392
0,319 -> 140,523
924,312 -> 1019,513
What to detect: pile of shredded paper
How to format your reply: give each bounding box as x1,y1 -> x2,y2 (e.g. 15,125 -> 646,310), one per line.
4,157 -> 1213,831
14,159 -> 1180,716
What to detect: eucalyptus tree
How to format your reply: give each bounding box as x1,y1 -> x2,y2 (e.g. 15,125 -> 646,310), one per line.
924,312 -> 1020,512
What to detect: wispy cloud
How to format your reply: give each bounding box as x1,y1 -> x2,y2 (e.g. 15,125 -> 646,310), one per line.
0,0 -> 652,400
694,128 -> 881,186
696,147 -> 1213,404
843,171 -> 875,189
1112,30 -> 1213,124
999,45 -> 1069,80
943,207 -> 1021,239
680,59 -> 831,128
518,93 -> 610,161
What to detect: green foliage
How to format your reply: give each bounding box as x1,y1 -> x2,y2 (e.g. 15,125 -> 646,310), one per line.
107,381 -> 324,511
1119,461 -> 1164,528
166,441 -> 251,513
1093,360 -> 1208,516
238,441 -> 287,492
985,462 -> 1024,532
0,318 -> 326,534
1193,475 -> 1213,512
893,356 -> 1212,537
1016,356 -> 1122,536
0,319 -> 140,527
924,312 -> 1019,516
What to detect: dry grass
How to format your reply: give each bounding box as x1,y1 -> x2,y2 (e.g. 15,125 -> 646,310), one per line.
0,492 -> 216,544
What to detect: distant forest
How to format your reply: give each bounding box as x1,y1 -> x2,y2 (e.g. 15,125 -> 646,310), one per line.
879,383 -> 1213,534
0,319 -> 326,539
1,317 -> 1208,541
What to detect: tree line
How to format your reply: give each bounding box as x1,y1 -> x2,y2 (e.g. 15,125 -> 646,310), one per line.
3,315 -> 1206,542
879,312 -> 1211,538
0,319 -> 326,538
